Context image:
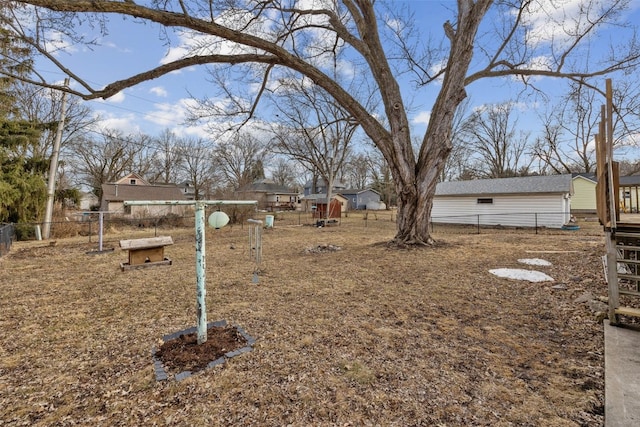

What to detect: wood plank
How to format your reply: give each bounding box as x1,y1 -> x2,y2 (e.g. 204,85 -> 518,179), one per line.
120,236 -> 173,250
619,289 -> 640,297
120,258 -> 172,271
616,259 -> 640,265
617,273 -> 640,281
129,246 -> 165,265
615,245 -> 640,251
614,161 -> 620,222
615,306 -> 640,318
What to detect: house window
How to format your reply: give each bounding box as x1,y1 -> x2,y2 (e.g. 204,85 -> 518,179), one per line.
477,198 -> 493,204
130,179 -> 137,185
124,205 -> 132,215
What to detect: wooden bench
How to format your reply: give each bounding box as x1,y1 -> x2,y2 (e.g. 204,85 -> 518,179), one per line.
119,236 -> 173,271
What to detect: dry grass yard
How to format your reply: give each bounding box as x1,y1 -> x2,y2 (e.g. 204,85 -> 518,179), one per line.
0,217 -> 608,426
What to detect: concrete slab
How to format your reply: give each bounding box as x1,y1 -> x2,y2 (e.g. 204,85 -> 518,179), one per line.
604,320 -> 640,426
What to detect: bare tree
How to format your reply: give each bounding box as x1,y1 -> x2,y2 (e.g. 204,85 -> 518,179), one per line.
532,83 -> 600,173
67,129 -> 151,199
533,78 -> 640,174
3,1 -> 639,244
461,103 -> 532,178
176,136 -> 216,200
214,130 -> 269,189
11,80 -> 96,160
344,152 -> 371,189
270,156 -> 300,189
148,128 -> 184,184
367,147 -> 396,208
270,79 -> 357,222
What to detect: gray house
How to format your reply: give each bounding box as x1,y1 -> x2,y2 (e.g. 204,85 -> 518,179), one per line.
432,174 -> 574,228
303,178 -> 347,196
339,189 -> 383,210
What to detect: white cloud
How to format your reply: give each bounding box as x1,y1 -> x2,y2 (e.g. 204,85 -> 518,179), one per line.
526,55 -> 553,72
161,6 -> 274,67
336,59 -> 356,80
90,91 -> 126,104
149,86 -> 168,97
144,100 -> 189,126
92,111 -> 141,135
386,18 -> 403,33
412,111 -> 431,126
106,91 -> 126,103
45,30 -> 78,55
521,0 -> 601,48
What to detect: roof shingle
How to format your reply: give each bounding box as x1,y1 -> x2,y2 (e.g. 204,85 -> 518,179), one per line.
435,174 -> 573,196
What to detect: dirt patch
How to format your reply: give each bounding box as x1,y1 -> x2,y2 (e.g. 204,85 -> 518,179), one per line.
303,243 -> 342,253
156,326 -> 248,375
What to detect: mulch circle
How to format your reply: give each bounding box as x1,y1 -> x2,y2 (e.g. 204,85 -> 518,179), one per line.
152,321 -> 255,381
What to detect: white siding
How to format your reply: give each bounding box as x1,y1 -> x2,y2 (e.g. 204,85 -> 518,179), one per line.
431,194 -> 570,228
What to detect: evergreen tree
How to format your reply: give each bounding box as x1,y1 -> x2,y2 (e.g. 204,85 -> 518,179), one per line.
0,8 -> 45,224
0,120 -> 46,223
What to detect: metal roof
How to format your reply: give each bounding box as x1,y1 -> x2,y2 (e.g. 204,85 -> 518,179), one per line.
435,174 -> 573,196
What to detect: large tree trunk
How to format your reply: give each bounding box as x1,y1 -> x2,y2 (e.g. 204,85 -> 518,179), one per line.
389,1 -> 490,246
394,185 -> 436,246
393,132 -> 452,246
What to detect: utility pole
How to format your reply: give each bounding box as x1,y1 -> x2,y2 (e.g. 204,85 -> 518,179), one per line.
42,78 -> 70,239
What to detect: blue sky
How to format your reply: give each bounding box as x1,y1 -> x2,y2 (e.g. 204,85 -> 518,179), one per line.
32,0 -> 640,152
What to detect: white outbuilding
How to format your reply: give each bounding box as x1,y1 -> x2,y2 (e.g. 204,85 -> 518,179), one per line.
431,175 -> 574,229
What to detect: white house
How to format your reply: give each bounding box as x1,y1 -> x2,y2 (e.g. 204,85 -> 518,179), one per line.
432,174 -> 574,228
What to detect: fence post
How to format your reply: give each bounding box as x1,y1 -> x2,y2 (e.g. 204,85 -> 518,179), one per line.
535,213 -> 538,235
477,215 -> 480,234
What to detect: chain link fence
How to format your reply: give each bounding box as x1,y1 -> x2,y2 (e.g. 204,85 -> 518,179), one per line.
0,223 -> 15,256
5,209 -> 603,245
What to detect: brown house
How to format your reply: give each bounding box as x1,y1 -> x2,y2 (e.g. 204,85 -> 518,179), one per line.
100,173 -> 188,218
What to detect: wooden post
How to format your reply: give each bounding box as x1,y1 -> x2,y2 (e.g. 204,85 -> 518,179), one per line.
43,78 -> 69,240
605,79 -> 620,324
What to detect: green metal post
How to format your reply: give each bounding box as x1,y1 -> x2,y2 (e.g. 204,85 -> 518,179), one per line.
195,202 -> 207,344
123,199 -> 257,346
